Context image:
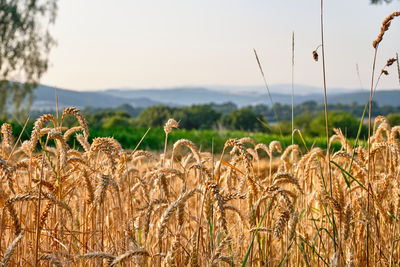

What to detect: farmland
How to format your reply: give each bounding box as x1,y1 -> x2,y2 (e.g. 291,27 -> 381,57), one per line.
0,106 -> 399,266
0,2 -> 398,266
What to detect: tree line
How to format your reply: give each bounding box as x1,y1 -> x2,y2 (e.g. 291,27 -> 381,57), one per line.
70,101 -> 400,139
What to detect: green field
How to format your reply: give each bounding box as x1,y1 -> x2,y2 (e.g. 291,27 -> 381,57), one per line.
88,126 -> 347,152
2,119 -> 355,153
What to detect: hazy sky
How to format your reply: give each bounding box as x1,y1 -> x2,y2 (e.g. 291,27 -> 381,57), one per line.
41,0 -> 400,91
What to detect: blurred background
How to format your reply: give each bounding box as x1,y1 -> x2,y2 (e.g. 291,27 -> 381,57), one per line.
0,0 -> 399,150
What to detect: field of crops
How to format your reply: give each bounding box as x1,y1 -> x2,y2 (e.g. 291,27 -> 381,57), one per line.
0,107 -> 399,266
1,119 -> 347,154
88,126 -> 345,153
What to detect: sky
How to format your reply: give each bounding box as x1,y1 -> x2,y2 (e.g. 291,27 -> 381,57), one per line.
41,0 -> 400,92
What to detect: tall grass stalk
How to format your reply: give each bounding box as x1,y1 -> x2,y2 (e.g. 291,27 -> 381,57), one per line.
366,10 -> 400,264
291,31 -> 295,173
396,52 -> 400,85
320,0 -> 336,252
254,49 -> 282,136
34,138 -> 49,267
367,43 -> 378,267
6,116 -> 29,164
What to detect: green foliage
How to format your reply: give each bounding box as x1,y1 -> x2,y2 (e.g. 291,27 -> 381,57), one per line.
102,115 -> 133,129
172,104 -> 221,129
210,102 -> 237,115
25,100 -> 399,142
28,100 -> 400,135
0,116 -> 353,154
222,107 -> 266,131
117,104 -> 143,117
0,0 -> 58,119
294,111 -> 314,134
273,120 -> 292,135
84,104 -> 143,118
0,118 -> 34,141
85,110 -> 130,128
135,105 -> 175,127
387,113 -> 400,127
308,111 -> 367,138
250,100 -> 389,122
88,126 -> 340,153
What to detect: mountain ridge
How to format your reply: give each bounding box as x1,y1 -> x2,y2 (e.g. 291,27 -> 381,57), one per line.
30,84 -> 400,110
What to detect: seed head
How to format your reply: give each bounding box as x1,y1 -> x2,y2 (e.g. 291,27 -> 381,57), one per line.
164,118 -> 179,135
312,50 -> 318,62
386,58 -> 397,67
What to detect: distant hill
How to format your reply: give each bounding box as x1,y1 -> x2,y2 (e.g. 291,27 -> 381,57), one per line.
31,85 -> 161,110
104,87 -> 268,106
103,87 -> 400,107
104,87 -> 328,107
327,90 -> 400,106
206,84 -> 354,95
30,84 -> 400,110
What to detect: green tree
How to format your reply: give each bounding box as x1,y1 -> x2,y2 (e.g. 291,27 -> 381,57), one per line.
210,102 -> 237,115
222,107 -> 266,131
173,104 -> 221,129
387,113 -> 400,127
117,104 -> 143,117
102,115 -> 132,129
135,105 -> 175,127
294,111 -> 314,134
308,111 -> 366,138
273,120 -> 292,135
85,110 -> 129,128
0,0 -> 58,119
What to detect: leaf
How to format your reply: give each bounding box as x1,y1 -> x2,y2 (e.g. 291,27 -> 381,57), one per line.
221,159 -> 245,175
242,198 -> 274,266
293,129 -> 310,153
256,117 -> 273,132
330,160 -> 366,190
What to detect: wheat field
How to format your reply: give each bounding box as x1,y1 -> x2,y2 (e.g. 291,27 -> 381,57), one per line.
0,9 -> 399,267
0,107 -> 399,266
